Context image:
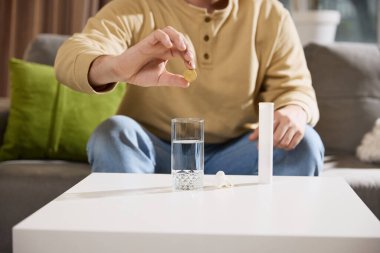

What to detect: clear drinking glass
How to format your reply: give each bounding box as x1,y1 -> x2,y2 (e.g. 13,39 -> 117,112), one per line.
171,118 -> 204,190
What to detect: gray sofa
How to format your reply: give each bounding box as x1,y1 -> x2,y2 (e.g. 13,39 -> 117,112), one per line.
0,34 -> 379,253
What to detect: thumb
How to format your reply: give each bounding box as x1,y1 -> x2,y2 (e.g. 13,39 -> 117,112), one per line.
249,127 -> 259,141
158,71 -> 189,88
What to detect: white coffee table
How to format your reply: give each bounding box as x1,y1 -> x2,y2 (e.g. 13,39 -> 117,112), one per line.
13,174 -> 380,253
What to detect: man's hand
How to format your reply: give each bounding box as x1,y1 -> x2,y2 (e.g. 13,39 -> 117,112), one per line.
249,105 -> 307,150
89,26 -> 195,88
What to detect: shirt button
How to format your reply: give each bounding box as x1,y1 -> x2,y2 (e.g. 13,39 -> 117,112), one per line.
204,16 -> 211,23
204,35 -> 209,42
204,53 -> 210,60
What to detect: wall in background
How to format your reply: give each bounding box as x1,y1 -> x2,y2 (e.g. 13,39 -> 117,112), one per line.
0,0 -> 111,97
280,0 -> 379,43
378,0 -> 380,45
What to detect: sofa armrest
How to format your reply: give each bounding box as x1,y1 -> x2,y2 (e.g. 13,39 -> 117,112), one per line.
0,98 -> 10,146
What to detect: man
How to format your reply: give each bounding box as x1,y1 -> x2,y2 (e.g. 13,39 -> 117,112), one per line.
55,0 -> 324,175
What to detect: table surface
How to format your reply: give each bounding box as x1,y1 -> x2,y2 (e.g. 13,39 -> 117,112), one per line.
13,174 -> 380,253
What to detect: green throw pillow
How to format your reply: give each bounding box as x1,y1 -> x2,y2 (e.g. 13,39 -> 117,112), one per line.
0,58 -> 126,162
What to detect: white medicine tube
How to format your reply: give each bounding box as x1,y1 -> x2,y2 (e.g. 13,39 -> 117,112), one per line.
258,102 -> 274,184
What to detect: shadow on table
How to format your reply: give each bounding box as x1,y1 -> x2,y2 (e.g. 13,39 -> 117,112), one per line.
56,182 -> 259,201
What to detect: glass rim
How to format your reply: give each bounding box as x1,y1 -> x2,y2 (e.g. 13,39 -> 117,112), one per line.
171,118 -> 204,123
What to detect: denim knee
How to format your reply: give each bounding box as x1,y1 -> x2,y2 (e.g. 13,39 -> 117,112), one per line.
88,116 -> 142,151
297,126 -> 325,176
96,115 -> 142,138
87,116 -> 156,173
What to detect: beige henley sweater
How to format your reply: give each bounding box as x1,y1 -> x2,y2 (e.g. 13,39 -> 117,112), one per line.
55,0 -> 319,143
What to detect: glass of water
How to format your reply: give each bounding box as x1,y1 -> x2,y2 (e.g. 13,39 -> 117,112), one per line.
171,118 -> 204,190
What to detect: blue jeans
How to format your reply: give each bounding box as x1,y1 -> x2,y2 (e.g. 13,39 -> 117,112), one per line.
87,116 -> 325,176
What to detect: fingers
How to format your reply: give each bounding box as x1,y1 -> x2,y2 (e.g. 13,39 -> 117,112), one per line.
164,27 -> 196,69
179,34 -> 196,69
162,26 -> 186,51
288,132 -> 303,150
248,123 -> 302,149
275,126 -> 303,150
248,106 -> 306,150
273,120 -> 288,147
249,128 -> 259,141
277,128 -> 296,150
273,112 -> 305,150
163,48 -> 194,69
184,50 -> 195,69
277,128 -> 303,150
249,122 -> 301,150
161,26 -> 196,69
151,29 -> 173,48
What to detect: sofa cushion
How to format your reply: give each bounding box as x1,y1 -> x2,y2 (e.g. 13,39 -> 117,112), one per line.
322,155 -> 380,220
0,59 -> 125,162
0,160 -> 90,253
323,167 -> 380,220
304,43 -> 380,155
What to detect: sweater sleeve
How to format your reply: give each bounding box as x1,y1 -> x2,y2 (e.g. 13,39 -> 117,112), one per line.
54,0 -> 147,93
260,10 -> 319,126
